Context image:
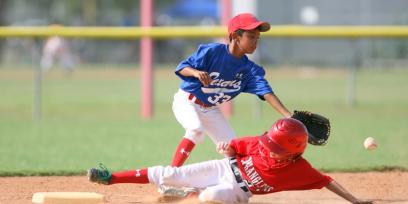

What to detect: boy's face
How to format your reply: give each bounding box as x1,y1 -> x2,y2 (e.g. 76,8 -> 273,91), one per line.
269,151 -> 301,160
269,151 -> 289,159
236,29 -> 260,54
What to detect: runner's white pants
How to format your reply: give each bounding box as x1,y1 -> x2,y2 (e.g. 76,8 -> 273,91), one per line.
172,89 -> 236,144
148,158 -> 252,203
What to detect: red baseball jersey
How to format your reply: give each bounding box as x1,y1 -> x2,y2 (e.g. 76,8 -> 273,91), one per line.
229,136 -> 332,194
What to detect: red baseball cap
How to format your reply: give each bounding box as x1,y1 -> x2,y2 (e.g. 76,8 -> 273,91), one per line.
228,13 -> 271,35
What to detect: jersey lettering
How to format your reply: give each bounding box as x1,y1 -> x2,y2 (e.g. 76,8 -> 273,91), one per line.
209,72 -> 242,90
241,157 -> 274,192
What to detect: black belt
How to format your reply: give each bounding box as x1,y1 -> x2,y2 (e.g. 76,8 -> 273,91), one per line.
229,158 -> 250,193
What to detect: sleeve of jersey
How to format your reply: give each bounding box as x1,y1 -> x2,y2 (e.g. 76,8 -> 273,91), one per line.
174,44 -> 211,81
291,160 -> 333,190
242,65 -> 273,100
230,137 -> 258,156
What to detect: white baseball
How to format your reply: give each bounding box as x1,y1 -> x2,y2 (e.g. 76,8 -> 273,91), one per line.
364,137 -> 377,151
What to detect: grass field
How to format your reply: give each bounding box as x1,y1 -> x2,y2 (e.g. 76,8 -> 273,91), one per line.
0,66 -> 407,176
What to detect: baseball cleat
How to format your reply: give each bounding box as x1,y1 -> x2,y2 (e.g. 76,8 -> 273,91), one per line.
157,185 -> 199,203
87,163 -> 112,185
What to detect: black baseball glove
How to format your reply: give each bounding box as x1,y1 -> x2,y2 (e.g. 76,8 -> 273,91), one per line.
291,110 -> 331,146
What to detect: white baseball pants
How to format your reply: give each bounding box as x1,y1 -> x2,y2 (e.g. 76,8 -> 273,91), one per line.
148,158 -> 252,203
172,89 -> 236,144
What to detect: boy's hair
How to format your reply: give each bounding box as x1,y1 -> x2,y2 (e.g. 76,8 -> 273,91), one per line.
229,27 -> 261,42
229,29 -> 244,42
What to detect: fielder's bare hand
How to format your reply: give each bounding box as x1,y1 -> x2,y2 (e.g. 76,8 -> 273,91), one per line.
178,67 -> 213,87
216,142 -> 236,157
193,70 -> 212,87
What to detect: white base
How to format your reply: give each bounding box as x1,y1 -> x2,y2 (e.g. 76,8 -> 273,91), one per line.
32,192 -> 105,204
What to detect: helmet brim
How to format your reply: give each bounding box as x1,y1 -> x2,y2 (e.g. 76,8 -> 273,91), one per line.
259,134 -> 288,154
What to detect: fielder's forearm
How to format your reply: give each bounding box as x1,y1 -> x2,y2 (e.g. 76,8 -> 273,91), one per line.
264,93 -> 292,118
178,67 -> 197,77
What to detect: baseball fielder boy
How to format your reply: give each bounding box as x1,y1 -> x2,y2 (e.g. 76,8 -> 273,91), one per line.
41,35 -> 75,73
88,118 -> 372,204
171,13 -> 292,167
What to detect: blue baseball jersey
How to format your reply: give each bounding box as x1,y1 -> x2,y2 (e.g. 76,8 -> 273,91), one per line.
175,43 -> 273,106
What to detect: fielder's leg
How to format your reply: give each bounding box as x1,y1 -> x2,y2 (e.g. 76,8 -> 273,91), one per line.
171,136 -> 197,167
199,106 -> 236,144
171,89 -> 206,167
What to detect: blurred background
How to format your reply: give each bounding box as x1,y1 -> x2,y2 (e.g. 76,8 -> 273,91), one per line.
0,0 -> 407,174
1,0 -> 408,67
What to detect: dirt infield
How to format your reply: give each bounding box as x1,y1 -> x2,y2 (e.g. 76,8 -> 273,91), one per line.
1,172 -> 407,204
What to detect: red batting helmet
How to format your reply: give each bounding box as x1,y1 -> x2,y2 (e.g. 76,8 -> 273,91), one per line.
259,118 -> 308,155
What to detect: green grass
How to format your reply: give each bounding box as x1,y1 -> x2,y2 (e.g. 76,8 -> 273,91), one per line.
0,67 -> 407,176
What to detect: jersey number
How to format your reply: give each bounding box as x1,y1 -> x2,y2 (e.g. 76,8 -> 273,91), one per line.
208,93 -> 232,105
